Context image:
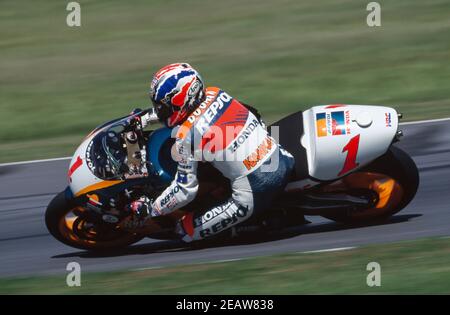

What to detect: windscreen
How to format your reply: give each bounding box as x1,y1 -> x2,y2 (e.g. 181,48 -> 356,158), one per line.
86,122 -> 128,180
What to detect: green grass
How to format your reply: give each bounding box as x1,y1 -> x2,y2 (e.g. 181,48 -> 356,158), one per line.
1,0 -> 450,162
2,237 -> 450,294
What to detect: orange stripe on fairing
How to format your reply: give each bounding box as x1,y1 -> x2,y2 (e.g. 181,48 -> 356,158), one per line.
74,180 -> 123,197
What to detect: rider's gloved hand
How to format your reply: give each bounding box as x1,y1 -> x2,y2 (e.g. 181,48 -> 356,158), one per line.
128,108 -> 159,129
127,196 -> 160,219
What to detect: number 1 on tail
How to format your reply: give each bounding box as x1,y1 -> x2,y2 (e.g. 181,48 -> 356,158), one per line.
338,134 -> 360,176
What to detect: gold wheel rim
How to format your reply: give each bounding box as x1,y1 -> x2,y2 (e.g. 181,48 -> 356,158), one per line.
57,207 -> 137,249
323,172 -> 404,219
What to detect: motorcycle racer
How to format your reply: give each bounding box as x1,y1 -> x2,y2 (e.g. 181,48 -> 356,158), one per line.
129,63 -> 295,242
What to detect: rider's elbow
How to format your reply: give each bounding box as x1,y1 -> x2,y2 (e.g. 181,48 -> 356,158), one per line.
183,182 -> 198,204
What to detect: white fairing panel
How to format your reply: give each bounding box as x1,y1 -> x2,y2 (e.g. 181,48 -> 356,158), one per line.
68,129 -> 104,196
301,105 -> 398,181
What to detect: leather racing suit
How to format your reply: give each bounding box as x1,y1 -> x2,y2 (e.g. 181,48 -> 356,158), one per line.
151,87 -> 295,242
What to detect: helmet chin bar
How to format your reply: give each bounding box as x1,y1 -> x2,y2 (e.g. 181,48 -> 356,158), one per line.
152,88 -> 204,127
153,102 -> 174,125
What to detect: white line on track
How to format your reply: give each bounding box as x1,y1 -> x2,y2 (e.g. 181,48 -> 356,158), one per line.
0,156 -> 71,167
299,246 -> 356,254
190,258 -> 246,266
131,266 -> 163,272
208,258 -> 244,264
130,258 -> 244,272
399,117 -> 450,125
130,248 -> 357,272
1,116 -> 449,167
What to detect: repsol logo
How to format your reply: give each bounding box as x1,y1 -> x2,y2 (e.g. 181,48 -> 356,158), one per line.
186,92 -> 216,124
228,119 -> 259,153
159,185 -> 180,208
85,141 -> 95,171
243,136 -> 274,171
195,92 -> 232,134
194,202 -> 236,228
199,206 -> 250,238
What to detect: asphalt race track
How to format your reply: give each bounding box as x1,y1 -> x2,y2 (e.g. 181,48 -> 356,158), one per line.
1,119 -> 450,277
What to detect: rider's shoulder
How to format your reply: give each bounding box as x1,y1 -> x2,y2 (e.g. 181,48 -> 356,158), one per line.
174,86 -> 233,142
205,86 -> 221,94
204,86 -> 232,97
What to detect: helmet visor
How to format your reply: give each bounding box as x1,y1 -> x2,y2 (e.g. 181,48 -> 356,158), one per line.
151,97 -> 174,125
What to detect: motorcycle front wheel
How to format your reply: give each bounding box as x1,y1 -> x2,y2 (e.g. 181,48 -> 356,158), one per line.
45,191 -> 144,251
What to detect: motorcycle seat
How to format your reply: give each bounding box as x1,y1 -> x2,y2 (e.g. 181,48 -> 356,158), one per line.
268,111 -> 309,181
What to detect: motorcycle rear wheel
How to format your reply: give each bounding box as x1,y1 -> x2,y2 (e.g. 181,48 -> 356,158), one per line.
322,146 -> 419,223
45,192 -> 143,251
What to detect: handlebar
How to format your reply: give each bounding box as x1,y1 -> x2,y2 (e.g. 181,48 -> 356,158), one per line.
126,108 -> 159,131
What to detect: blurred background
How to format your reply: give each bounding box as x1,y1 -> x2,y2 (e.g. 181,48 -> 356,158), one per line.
1,0 -> 449,163
1,0 -> 450,294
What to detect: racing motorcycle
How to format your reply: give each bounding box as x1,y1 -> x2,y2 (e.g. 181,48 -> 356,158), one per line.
45,105 -> 419,250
